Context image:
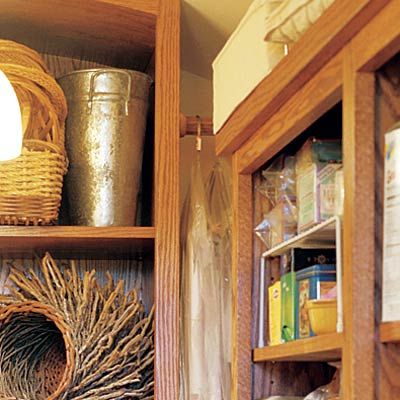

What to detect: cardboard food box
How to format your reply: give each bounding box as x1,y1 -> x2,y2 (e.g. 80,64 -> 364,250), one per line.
295,138 -> 342,174
295,264 -> 336,339
280,248 -> 337,275
280,248 -> 336,342
268,281 -> 282,346
297,163 -> 342,232
281,271 -> 296,342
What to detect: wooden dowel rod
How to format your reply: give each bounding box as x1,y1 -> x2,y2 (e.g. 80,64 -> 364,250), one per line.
180,114 -> 214,137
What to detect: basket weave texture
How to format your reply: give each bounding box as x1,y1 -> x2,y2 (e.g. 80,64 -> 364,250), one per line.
0,253 -> 154,400
0,40 -> 68,226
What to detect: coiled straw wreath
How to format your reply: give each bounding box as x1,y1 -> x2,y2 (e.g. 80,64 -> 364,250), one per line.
0,253 -> 154,400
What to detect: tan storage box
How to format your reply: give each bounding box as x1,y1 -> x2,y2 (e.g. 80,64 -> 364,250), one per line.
265,0 -> 335,43
213,0 -> 285,134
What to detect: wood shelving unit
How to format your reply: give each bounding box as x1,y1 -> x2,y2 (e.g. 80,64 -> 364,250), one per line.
217,1 -> 400,399
0,0 -> 158,70
1,1 -> 180,399
257,217 -> 343,351
0,226 -> 156,258
253,333 -> 343,363
215,0 -> 386,157
380,322 -> 400,344
261,217 -> 337,258
0,226 -> 156,239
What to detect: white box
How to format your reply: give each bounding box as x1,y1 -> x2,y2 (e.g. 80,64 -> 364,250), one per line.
383,127 -> 400,322
212,0 -> 285,134
264,0 -> 335,44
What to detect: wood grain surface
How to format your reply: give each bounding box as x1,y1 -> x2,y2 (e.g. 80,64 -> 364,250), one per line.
0,0 -> 157,70
154,0 -> 180,398
43,54 -> 113,78
215,0 -> 388,156
180,115 -> 213,138
252,173 -> 335,399
380,343 -> 400,399
253,362 -> 335,398
342,46 -> 376,400
231,153 -> 253,400
253,334 -> 343,363
381,322 -> 400,343
97,0 -> 158,15
0,226 -> 155,258
350,0 -> 400,73
236,51 -> 342,175
229,2 -> 400,399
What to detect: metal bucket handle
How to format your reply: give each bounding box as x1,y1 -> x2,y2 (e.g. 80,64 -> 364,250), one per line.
88,69 -> 132,116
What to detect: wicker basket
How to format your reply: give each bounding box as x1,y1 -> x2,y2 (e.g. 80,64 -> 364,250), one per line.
0,301 -> 75,400
0,41 -> 67,226
0,253 -> 155,400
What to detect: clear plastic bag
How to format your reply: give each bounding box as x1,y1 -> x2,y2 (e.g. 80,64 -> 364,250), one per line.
180,157 -> 232,400
304,367 -> 340,400
255,196 -> 297,249
279,156 -> 296,201
258,170 -> 280,210
258,156 -> 297,210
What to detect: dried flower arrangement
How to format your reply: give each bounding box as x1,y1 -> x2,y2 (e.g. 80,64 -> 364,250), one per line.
0,252 -> 154,400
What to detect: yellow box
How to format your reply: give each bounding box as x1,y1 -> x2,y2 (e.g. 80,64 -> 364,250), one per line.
268,281 -> 282,345
307,299 -> 337,335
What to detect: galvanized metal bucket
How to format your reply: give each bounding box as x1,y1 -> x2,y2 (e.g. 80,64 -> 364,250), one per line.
58,69 -> 152,226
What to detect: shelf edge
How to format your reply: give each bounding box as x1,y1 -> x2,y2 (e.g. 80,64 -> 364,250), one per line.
380,322 -> 400,343
95,0 -> 159,16
0,226 -> 156,239
253,333 -> 344,362
215,0 -> 387,157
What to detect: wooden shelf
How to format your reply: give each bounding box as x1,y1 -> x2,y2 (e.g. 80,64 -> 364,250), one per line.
215,0 -> 387,156
0,226 -> 155,258
253,333 -> 343,363
226,1 -> 400,399
380,322 -> 400,343
0,0 -> 158,70
262,217 -> 338,258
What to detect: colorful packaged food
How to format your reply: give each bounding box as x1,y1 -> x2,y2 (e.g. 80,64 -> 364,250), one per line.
280,248 -> 336,342
268,281 -> 282,346
281,271 -> 296,342
295,264 -> 336,339
297,163 -> 342,232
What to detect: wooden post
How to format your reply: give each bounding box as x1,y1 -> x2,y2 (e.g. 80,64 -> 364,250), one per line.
342,44 -> 376,400
231,152 -> 253,400
154,0 -> 180,399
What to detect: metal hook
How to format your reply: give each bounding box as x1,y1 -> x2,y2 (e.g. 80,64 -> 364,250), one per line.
196,115 -> 202,152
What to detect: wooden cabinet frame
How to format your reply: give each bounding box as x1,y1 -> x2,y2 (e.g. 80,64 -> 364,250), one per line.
219,1 -> 400,399
0,2 -> 181,399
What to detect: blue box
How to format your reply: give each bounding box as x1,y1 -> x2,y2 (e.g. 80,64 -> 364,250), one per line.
295,264 -> 336,339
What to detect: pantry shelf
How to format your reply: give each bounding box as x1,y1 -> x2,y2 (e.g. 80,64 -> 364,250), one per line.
262,216 -> 338,258
253,333 -> 343,363
0,0 -> 158,70
380,322 -> 400,343
0,226 -> 155,258
215,0 -> 386,156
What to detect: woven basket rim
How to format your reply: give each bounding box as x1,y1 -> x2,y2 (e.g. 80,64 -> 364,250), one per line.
0,300 -> 75,400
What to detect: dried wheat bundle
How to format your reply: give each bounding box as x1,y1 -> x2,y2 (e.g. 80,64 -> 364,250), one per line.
0,252 -> 154,400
